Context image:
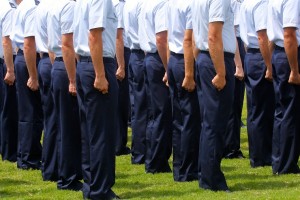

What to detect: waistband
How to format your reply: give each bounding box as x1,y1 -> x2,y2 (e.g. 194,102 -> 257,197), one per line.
79,56 -> 115,63
124,47 -> 131,52
274,45 -> 284,51
146,51 -> 158,56
170,51 -> 184,57
55,57 -> 64,62
247,48 -> 260,53
200,50 -> 235,59
0,58 -> 4,65
131,49 -> 144,54
17,49 -> 24,55
41,52 -> 49,58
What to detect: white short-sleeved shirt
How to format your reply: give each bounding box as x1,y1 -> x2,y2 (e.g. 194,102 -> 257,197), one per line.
73,0 -> 117,58
35,0 -> 52,53
123,0 -> 143,50
10,0 -> 39,50
239,0 -> 268,49
47,0 -> 75,57
192,0 -> 236,54
231,0 -> 243,37
113,0 -> 129,48
139,0 -> 168,53
267,0 -> 300,47
0,0 -> 14,58
168,0 -> 193,54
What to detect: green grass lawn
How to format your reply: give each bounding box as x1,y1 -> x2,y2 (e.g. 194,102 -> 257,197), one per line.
1,105 -> 300,199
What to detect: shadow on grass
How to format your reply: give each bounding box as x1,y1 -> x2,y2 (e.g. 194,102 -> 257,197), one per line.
0,178 -> 29,187
120,187 -> 200,199
231,180 -> 300,191
0,178 -> 34,198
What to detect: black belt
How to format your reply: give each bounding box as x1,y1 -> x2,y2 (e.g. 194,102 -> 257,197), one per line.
131,49 -> 144,54
41,52 -> 49,58
0,58 -> 4,65
274,45 -> 285,51
200,50 -> 235,59
17,49 -> 24,55
79,56 -> 115,64
55,57 -> 64,62
79,56 -> 93,62
170,51 -> 183,57
124,47 -> 131,52
247,48 -> 260,53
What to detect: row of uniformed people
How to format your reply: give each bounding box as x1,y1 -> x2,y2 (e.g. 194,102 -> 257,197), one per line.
0,0 -> 299,197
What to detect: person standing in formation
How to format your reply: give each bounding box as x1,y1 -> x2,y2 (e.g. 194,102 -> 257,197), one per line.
192,0 -> 236,191
139,0 -> 172,173
11,0 -> 43,170
268,0 -> 300,174
73,0 -> 119,199
167,0 -> 201,182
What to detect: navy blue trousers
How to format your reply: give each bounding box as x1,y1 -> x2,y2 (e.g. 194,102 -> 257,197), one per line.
168,52 -> 200,181
79,58 -> 118,200
76,60 -> 90,198
51,60 -> 82,189
144,53 -> 172,173
272,48 -> 300,174
224,37 -> 245,158
116,47 -> 131,155
129,50 -> 147,164
14,52 -> 43,169
244,50 -> 274,167
0,59 -> 3,155
38,56 -> 58,181
197,52 -> 235,191
1,62 -> 18,162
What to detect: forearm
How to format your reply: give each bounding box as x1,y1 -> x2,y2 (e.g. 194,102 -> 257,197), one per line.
234,38 -> 243,70
183,30 -> 194,78
156,31 -> 168,71
116,29 -> 125,69
2,36 -> 14,73
24,37 -> 38,79
49,51 -> 55,64
62,47 -> 76,83
89,28 -> 105,77
258,31 -> 272,70
284,28 -> 299,73
62,34 -> 76,83
208,23 -> 225,76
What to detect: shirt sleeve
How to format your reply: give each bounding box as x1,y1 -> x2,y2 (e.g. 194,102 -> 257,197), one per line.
253,0 -> 268,32
115,1 -> 125,29
282,0 -> 300,29
185,1 -> 193,30
2,9 -> 13,37
60,1 -> 75,34
24,7 -> 37,37
209,0 -> 225,23
154,1 -> 168,34
89,0 -> 107,30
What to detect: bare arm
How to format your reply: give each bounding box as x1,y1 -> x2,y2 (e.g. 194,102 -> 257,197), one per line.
2,36 -> 15,85
257,29 -> 272,81
183,29 -> 196,92
115,28 -> 125,81
24,36 -> 38,91
89,28 -> 108,94
234,38 -> 244,80
62,33 -> 76,95
208,22 -> 226,91
283,27 -> 300,85
49,51 -> 55,64
156,31 -> 168,71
